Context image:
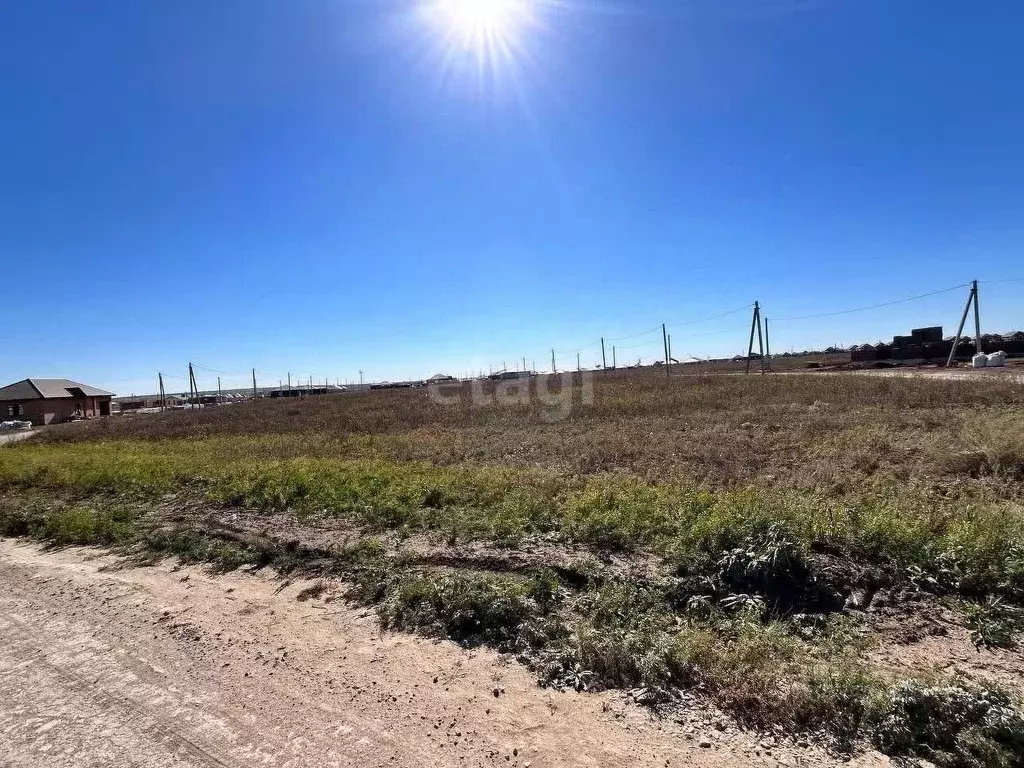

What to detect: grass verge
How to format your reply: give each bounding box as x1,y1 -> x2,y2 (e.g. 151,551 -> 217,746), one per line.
1,489 -> 1022,765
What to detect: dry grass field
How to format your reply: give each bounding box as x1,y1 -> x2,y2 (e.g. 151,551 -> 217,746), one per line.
3,369 -> 1024,766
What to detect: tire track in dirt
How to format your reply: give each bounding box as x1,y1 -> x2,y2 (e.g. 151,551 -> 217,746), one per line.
0,539 -> 889,767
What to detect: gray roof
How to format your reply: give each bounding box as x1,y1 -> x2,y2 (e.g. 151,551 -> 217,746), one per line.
0,378 -> 115,401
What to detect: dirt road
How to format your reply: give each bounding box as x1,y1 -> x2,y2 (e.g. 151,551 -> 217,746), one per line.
0,540 -> 888,767
0,430 -> 35,446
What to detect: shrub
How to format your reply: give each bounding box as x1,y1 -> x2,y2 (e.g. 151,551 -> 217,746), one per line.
871,679 -> 1024,767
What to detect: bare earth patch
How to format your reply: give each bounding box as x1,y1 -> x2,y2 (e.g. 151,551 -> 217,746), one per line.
0,539 -> 892,767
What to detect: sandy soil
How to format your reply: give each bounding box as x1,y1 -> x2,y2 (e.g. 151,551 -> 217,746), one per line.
848,367 -> 1024,382
0,430 -> 35,446
0,539 -> 894,768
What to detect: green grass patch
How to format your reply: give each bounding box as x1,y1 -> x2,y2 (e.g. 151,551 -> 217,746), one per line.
3,439 -> 1024,600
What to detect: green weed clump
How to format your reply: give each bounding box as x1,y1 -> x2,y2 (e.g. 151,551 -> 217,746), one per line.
376,570 -> 559,651
0,497 -> 140,547
871,679 -> 1024,768
4,438 -> 1024,600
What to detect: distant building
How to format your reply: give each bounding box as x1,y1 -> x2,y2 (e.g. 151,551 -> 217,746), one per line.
488,371 -> 531,381
0,378 -> 114,425
268,384 -> 342,398
116,393 -> 187,411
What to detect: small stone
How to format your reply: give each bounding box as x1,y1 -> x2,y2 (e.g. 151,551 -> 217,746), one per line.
698,739 -> 712,748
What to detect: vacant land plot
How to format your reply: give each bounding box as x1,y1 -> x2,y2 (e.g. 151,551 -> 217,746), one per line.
3,370 -> 1024,766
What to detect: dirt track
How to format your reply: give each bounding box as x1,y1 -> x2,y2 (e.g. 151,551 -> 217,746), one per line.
0,540 -> 890,767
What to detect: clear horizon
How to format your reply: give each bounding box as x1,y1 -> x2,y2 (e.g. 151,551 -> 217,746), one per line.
3,1 -> 1022,396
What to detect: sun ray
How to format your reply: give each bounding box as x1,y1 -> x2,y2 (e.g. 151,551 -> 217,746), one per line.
423,0 -> 538,75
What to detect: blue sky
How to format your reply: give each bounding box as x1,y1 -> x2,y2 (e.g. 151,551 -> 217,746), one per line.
2,0 -> 1021,394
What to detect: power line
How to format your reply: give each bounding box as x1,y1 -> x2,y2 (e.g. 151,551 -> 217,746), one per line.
614,339 -> 663,351
554,339 -> 602,355
771,283 -> 968,322
982,277 -> 1024,285
668,304 -> 752,327
191,362 -> 227,374
606,325 -> 662,343
684,326 -> 749,340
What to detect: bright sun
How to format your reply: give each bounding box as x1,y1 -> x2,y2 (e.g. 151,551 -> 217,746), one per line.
432,0 -> 531,51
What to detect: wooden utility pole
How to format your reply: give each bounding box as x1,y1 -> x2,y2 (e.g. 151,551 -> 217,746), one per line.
601,338 -> 606,370
158,373 -> 166,411
188,362 -> 198,407
662,323 -> 670,378
972,279 -> 982,355
252,368 -> 257,398
746,302 -> 766,375
755,305 -> 766,375
947,280 -> 982,366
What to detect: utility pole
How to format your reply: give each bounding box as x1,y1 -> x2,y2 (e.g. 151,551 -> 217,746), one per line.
577,352 -> 581,372
217,376 -> 222,404
359,370 -> 364,388
550,349 -> 556,374
756,306 -> 766,375
662,323 -> 670,378
972,279 -> 982,355
745,302 -> 766,375
188,362 -> 198,407
947,280 -> 983,366
287,372 -> 292,390
601,338 -> 607,370
612,346 -> 617,370
252,368 -> 257,399
158,373 -> 166,412
522,356 -> 527,373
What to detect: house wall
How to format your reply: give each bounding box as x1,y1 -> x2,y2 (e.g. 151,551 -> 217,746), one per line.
4,397 -> 112,426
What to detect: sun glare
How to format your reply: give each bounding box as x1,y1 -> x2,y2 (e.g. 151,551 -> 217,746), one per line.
431,0 -> 532,52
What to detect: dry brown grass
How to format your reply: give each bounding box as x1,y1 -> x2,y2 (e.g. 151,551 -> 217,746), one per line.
38,370 -> 1024,495
8,368 -> 1024,761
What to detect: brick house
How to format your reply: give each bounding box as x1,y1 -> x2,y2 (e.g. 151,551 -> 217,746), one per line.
0,378 -> 115,425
